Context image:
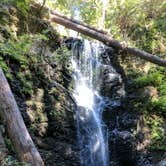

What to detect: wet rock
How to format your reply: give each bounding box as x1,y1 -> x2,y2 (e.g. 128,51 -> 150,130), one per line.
135,153 -> 153,166
109,130 -> 135,166
119,112 -> 137,130
39,140 -> 80,166
100,65 -> 125,99
118,130 -> 133,140
156,156 -> 166,166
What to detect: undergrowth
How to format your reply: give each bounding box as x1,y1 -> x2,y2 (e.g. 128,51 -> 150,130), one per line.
130,66 -> 166,151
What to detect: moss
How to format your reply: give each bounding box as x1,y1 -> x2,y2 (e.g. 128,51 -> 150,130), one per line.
16,72 -> 34,96
152,96 -> 166,115
0,2 -> 75,165
123,59 -> 166,152
134,71 -> 163,88
0,33 -> 50,96
0,54 -> 13,80
130,97 -> 166,151
0,56 -> 8,71
0,5 -> 12,26
52,45 -> 72,67
26,88 -> 48,124
145,114 -> 166,151
26,92 -> 48,136
4,138 -> 13,153
0,34 -> 47,64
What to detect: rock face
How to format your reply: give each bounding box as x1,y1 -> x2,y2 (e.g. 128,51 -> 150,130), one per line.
46,38 -> 160,166
156,156 -> 166,166
100,47 -> 125,99
99,48 -> 135,166
0,4 -> 78,165
99,47 -> 159,166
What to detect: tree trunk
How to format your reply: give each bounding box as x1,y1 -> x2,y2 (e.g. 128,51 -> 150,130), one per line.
0,129 -> 7,159
0,68 -> 44,166
51,10 -> 108,35
50,11 -> 166,67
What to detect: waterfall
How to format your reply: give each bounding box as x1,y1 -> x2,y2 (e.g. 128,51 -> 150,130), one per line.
71,40 -> 109,166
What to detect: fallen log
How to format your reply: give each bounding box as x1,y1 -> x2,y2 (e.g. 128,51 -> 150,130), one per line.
0,128 -> 7,159
51,10 -> 108,35
0,68 -> 44,166
50,11 -> 166,67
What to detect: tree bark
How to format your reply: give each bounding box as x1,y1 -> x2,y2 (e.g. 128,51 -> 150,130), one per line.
50,11 -> 166,67
51,10 -> 108,35
0,129 -> 7,159
0,68 -> 44,166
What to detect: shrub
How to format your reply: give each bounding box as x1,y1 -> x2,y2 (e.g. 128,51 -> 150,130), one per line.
152,96 -> 166,115
134,71 -> 163,88
146,115 -> 166,151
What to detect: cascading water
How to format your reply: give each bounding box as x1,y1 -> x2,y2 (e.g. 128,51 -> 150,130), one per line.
71,40 -> 109,166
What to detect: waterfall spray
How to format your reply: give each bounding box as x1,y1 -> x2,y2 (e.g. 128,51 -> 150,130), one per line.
72,40 -> 109,166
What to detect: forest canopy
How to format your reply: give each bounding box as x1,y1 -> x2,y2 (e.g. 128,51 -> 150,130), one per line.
48,0 -> 166,57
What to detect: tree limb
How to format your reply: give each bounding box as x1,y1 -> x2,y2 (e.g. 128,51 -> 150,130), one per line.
49,11 -> 166,67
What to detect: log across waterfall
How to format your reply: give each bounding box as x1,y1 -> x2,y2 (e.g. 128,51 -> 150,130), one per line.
50,10 -> 166,67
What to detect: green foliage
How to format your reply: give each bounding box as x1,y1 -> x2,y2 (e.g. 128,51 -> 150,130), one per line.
148,67 -> 166,115
0,34 -> 47,63
0,56 -> 8,72
16,72 -> 34,96
48,0 -> 166,56
137,97 -> 166,117
4,138 -> 13,152
0,6 -> 11,25
133,66 -> 166,116
52,45 -> 71,66
105,0 -> 166,55
152,96 -> 166,115
50,0 -> 83,17
159,83 -> 166,96
15,0 -> 31,15
0,53 -> 13,80
0,34 -> 48,95
129,64 -> 166,151
134,71 -> 163,88
79,1 -> 99,26
0,41 -> 28,64
132,100 -> 166,150
1,0 -> 32,15
146,115 -> 166,151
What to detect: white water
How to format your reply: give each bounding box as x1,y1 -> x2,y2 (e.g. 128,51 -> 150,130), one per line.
72,40 -> 109,166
